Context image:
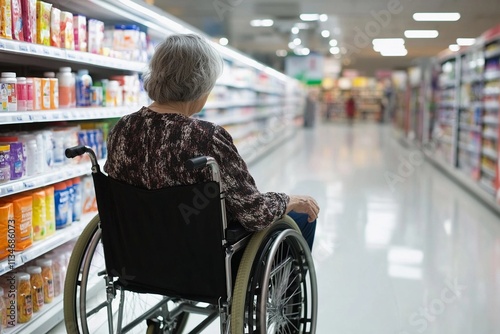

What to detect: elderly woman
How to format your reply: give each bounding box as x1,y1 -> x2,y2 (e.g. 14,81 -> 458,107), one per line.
104,34 -> 319,249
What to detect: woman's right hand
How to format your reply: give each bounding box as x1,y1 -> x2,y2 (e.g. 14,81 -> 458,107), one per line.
286,195 -> 320,222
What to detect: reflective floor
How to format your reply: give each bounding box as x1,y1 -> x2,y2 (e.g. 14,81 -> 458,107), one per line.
51,123 -> 500,333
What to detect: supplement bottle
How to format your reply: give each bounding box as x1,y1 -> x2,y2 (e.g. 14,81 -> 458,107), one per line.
57,67 -> 74,108
0,73 -> 17,111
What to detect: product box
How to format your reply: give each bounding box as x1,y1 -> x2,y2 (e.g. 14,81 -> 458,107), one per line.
31,77 -> 42,110
87,19 -> 104,54
0,195 -> 33,251
49,6 -> 60,47
36,0 -> 51,45
0,203 -> 13,261
0,0 -> 13,39
81,175 -> 97,214
11,0 -> 23,40
31,189 -> 46,241
21,0 -> 36,43
73,14 -> 87,52
60,11 -> 74,49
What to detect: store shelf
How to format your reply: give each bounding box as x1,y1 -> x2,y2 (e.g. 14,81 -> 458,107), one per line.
484,86 -> 500,96
0,159 -> 103,197
482,148 -> 499,160
204,101 -> 281,109
484,100 -> 500,111
484,70 -> 500,81
479,178 -> 497,196
437,136 -> 454,145
216,81 -> 283,95
483,131 -> 499,140
483,117 -> 499,125
198,109 -> 282,126
0,213 -> 95,276
458,142 -> 477,153
0,107 -> 137,125
0,38 -> 146,72
6,293 -> 65,334
459,123 -> 482,132
485,48 -> 500,59
482,166 -> 497,178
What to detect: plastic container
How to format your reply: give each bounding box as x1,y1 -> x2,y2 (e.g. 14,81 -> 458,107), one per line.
76,70 -> 92,107
16,77 -> 27,111
26,266 -> 44,313
0,137 -> 23,180
44,186 -> 55,236
35,259 -> 54,304
18,134 -> 38,177
66,179 -> 74,225
54,182 -> 69,229
106,80 -> 119,107
25,77 -> 34,111
72,177 -> 82,222
41,78 -> 51,110
0,145 -> 10,184
44,252 -> 65,297
57,67 -> 75,108
49,78 -> 59,109
31,77 -> 42,110
0,73 -> 17,111
15,272 -> 32,323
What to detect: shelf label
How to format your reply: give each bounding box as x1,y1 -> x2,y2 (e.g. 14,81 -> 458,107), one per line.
5,185 -> 14,194
67,51 -> 76,60
42,47 -> 51,56
23,181 -> 35,189
53,49 -> 62,57
0,40 -> 5,49
18,43 -> 29,52
29,45 -> 39,54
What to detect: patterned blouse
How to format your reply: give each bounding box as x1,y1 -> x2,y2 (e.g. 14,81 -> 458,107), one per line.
104,107 -> 289,231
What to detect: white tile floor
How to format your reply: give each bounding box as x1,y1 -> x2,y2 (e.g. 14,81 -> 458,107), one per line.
50,122 -> 500,333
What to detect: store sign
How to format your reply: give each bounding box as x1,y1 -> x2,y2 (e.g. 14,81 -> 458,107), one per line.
285,53 -> 324,85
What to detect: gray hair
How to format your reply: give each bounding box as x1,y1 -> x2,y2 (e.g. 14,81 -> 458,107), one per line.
143,34 -> 223,103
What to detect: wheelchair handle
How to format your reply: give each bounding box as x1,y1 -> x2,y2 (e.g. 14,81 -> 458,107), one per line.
65,145 -> 88,158
65,145 -> 100,173
185,156 -> 208,170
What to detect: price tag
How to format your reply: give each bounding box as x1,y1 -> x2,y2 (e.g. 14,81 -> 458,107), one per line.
5,185 -> 14,194
42,47 -> 51,56
29,45 -> 38,54
67,51 -> 76,60
53,49 -> 62,57
41,114 -> 47,120
23,181 -> 35,189
17,43 -> 29,52
0,40 -> 5,49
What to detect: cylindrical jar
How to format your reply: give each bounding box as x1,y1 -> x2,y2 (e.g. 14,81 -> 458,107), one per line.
57,67 -> 74,109
16,77 -> 27,111
0,72 -> 17,111
0,286 -> 7,330
26,266 -> 44,313
35,259 -> 54,304
15,272 -> 32,323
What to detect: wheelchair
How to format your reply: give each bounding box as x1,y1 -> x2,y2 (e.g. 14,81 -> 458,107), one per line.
63,145 -> 318,334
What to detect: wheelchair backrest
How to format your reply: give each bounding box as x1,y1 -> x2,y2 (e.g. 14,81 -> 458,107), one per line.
92,171 -> 227,304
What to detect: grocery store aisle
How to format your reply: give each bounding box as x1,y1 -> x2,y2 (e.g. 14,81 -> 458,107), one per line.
51,122 -> 500,334
247,122 -> 500,334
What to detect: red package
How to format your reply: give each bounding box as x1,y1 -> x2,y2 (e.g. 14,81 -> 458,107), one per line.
21,0 -> 36,43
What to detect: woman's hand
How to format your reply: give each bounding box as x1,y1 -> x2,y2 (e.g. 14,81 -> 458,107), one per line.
286,195 -> 320,222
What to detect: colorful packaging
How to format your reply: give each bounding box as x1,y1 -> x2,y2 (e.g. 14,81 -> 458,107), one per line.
0,286 -> 7,330
0,138 -> 24,181
11,0 -> 23,40
8,195 -> 33,251
72,177 -> 82,222
60,11 -> 73,49
0,144 -> 10,183
0,203 -> 13,261
49,6 -> 60,47
31,190 -> 46,241
54,182 -> 68,229
81,175 -> 97,214
0,0 -> 13,39
73,14 -> 86,52
44,186 -> 55,236
35,0 -> 51,45
15,272 -> 32,323
49,78 -> 58,109
41,77 -> 50,110
87,19 -> 104,54
31,77 -> 42,110
25,77 -> 33,110
21,0 -> 36,43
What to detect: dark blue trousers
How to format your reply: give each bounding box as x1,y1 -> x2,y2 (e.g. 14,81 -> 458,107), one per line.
287,211 -> 316,250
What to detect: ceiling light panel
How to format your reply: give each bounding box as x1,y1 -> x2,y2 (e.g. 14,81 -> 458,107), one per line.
404,30 -> 439,38
456,38 -> 476,46
413,12 -> 461,21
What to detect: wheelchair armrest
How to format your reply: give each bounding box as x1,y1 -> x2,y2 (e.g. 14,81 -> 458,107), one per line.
226,223 -> 252,244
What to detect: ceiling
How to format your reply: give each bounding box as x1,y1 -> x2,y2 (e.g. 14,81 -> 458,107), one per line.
151,0 -> 500,76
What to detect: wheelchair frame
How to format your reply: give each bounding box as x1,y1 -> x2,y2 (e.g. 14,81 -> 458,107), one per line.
63,145 -> 317,334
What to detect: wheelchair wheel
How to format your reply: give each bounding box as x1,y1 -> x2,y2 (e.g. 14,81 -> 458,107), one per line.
64,215 -> 186,334
231,216 -> 318,334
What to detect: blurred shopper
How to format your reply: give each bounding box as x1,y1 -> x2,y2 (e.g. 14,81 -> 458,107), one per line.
304,90 -> 318,128
345,94 -> 356,124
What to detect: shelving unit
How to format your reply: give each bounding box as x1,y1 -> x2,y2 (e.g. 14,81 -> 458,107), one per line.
397,24 -> 500,212
0,0 -> 304,332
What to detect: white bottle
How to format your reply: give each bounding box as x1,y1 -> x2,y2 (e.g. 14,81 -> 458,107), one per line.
0,72 -> 17,111
57,67 -> 75,109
